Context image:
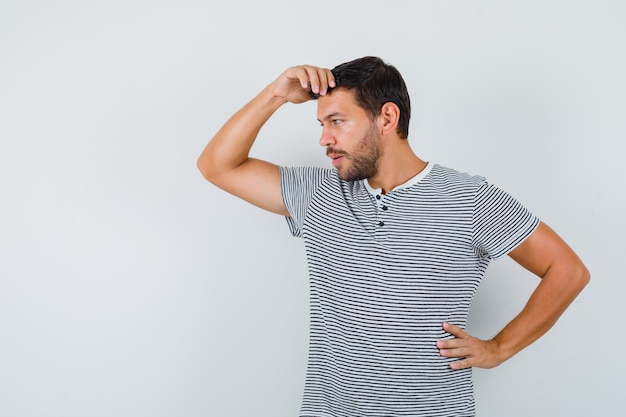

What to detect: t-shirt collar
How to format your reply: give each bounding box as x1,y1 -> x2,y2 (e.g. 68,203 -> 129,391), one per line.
363,161 -> 433,196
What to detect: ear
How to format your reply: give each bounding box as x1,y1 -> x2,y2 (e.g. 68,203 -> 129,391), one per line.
379,102 -> 400,136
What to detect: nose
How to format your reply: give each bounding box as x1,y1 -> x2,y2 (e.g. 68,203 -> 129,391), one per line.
319,127 -> 336,147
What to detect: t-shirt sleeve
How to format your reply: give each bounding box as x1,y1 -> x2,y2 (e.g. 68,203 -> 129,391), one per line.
279,166 -> 332,237
472,181 -> 540,259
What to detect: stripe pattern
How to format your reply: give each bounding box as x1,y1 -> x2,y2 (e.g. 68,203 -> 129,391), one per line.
280,163 -> 539,417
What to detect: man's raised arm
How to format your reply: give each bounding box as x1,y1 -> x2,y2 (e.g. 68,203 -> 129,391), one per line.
197,65 -> 335,216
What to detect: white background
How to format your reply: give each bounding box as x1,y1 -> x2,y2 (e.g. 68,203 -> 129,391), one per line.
1,1 -> 624,416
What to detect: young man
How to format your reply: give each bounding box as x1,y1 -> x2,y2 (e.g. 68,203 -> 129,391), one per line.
197,57 -> 589,416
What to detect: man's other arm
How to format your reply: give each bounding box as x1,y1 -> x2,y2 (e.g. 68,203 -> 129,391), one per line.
196,65 -> 335,216
437,221 -> 590,369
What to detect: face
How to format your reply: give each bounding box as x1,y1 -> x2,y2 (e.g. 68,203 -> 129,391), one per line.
317,89 -> 383,181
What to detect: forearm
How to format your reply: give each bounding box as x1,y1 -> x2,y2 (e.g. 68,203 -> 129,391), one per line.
439,222 -> 590,370
491,259 -> 590,363
197,85 -> 286,181
196,65 -> 332,215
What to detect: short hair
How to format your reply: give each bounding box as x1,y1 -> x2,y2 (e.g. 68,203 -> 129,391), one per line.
330,56 -> 411,139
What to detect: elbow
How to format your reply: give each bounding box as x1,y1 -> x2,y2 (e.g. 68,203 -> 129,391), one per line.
196,156 -> 210,181
580,264 -> 591,288
572,261 -> 591,293
196,154 -> 219,184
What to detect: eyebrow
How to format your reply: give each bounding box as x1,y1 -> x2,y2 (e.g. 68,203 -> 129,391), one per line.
317,112 -> 346,123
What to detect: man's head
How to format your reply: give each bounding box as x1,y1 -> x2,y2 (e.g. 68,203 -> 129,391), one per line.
317,87 -> 384,181
329,56 -> 411,139
315,56 -> 411,182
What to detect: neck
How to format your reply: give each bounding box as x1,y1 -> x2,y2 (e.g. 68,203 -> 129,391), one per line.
367,139 -> 427,194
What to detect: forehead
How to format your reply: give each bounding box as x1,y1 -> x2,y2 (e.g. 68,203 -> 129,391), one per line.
316,88 -> 367,120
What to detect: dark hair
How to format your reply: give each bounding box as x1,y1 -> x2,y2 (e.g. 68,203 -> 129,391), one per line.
330,56 -> 411,139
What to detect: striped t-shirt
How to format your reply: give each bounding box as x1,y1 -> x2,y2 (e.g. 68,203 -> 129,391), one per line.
279,162 -> 539,417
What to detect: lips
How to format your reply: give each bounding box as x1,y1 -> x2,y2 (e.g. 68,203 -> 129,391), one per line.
326,150 -> 345,165
326,147 -> 348,167
330,155 -> 344,166
327,148 -> 347,158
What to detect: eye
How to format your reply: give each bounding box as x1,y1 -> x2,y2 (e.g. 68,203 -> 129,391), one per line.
331,119 -> 343,125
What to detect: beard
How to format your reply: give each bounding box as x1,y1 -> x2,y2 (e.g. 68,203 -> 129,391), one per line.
328,127 -> 383,182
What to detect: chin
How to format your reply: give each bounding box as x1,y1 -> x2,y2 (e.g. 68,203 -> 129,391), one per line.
337,170 -> 368,182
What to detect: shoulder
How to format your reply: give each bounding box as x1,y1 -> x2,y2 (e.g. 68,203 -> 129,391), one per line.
421,164 -> 488,197
279,166 -> 338,201
280,166 -> 334,184
429,164 -> 486,185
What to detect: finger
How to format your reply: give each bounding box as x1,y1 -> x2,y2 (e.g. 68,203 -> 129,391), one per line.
327,69 -> 336,88
289,66 -> 310,90
439,346 -> 472,358
316,68 -> 335,95
449,358 -> 473,370
302,65 -> 322,94
436,337 -> 464,349
443,322 -> 468,338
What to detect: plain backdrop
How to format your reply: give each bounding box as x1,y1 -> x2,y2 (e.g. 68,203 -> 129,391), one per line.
1,1 -> 624,416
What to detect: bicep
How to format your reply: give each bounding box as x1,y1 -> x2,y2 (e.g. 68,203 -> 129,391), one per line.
508,221 -> 585,280
208,158 -> 289,216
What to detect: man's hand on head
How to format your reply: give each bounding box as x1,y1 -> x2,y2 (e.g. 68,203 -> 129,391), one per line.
270,65 -> 335,104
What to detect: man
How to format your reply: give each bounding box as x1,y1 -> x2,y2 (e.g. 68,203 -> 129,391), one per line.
197,57 -> 589,416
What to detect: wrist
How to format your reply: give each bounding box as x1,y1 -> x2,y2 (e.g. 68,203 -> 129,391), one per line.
245,85 -> 288,120
489,337 -> 516,366
263,83 -> 289,107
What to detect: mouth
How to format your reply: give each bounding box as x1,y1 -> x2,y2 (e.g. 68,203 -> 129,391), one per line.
327,148 -> 347,164
328,153 -> 345,167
